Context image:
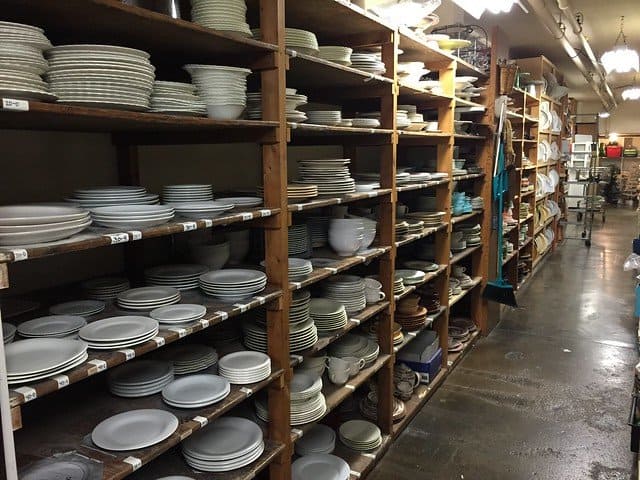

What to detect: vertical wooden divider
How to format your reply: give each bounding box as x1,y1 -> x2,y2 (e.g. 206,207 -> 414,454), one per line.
376,31 -> 398,435
259,0 -> 291,477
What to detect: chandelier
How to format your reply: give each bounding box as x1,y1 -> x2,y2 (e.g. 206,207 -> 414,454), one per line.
601,16 -> 639,74
452,0 -> 517,19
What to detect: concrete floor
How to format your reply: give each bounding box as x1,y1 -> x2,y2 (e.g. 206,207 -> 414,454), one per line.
370,207 -> 638,480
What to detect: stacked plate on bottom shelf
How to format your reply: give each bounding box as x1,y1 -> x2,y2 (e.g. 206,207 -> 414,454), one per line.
82,276 -> 130,300
297,158 -> 356,195
45,44 -> 155,111
255,372 -> 326,425
5,338 -> 88,384
91,205 -> 175,229
309,298 -> 348,333
17,315 -> 87,338
338,420 -> 383,451
3,323 -> 16,344
199,269 -> 267,301
243,318 -> 318,353
107,360 -> 174,398
162,184 -> 213,203
150,304 -> 207,325
295,424 -> 336,456
218,351 -> 271,384
67,186 -> 158,208
79,316 -> 159,350
0,205 -> 92,246
162,374 -> 230,408
182,417 -> 264,472
117,286 -> 181,310
292,454 -> 350,480
328,334 -> 380,366
306,110 -> 342,126
144,264 -> 209,291
150,81 -> 205,115
323,275 -> 366,314
160,344 -> 219,374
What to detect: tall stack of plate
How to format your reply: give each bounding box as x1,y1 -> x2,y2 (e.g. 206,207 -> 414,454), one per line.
322,275 -> 366,314
79,316 -> 158,349
91,204 -> 175,228
306,110 -> 342,126
162,184 -> 213,203
288,224 -> 312,257
191,0 -> 252,37
351,52 -> 386,75
45,44 -> 154,111
254,28 -> 319,55
82,276 -> 130,300
162,374 -> 230,408
295,424 -> 336,456
144,264 -> 209,291
318,46 -> 353,66
107,360 -> 174,398
288,258 -> 313,280
150,81 -> 206,116
171,201 -> 235,219
255,372 -> 326,425
297,159 -> 356,195
66,186 -> 159,208
284,184 -> 319,202
309,298 -> 348,333
290,290 -> 311,325
338,420 -> 383,451
3,323 -> 16,344
0,205 -> 91,246
117,286 -> 181,310
328,334 -> 380,366
199,269 -> 267,301
246,90 -> 308,122
49,300 -> 105,316
150,304 -> 207,326
5,338 -> 88,385
243,317 -> 317,353
160,344 -> 219,374
218,351 -> 271,384
17,315 -> 86,338
0,21 -> 56,102
307,217 -> 329,247
182,417 -> 264,472
292,455 -> 350,480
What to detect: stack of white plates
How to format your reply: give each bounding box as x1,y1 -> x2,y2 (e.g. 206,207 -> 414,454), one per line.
82,276 -> 130,300
243,317 -> 317,353
45,44 -> 154,111
307,110 -> 342,126
255,372 -> 325,424
298,159 -> 356,195
289,224 -> 312,257
0,21 -> 56,102
290,289 -> 311,325
395,269 -> 426,285
184,64 -> 251,120
352,117 -> 381,128
160,344 -> 219,374
351,52 -> 386,74
292,454 -> 349,480
117,286 -> 181,310
3,323 -> 16,344
17,315 -> 86,338
318,46 -> 353,66
92,409 -> 178,451
79,316 -> 158,349
309,298 -> 348,333
150,304 -> 207,325
295,424 -> 336,456
247,90 -> 308,122
182,417 -> 264,472
308,216 -> 329,247
392,275 -> 405,294
5,338 -> 88,384
150,81 -> 206,115
218,351 -> 271,384
91,205 -> 175,228
0,205 -> 91,246
288,258 -> 313,280
191,0 -> 252,37
162,184 -> 213,203
217,196 -> 262,208
107,359 -> 174,398
172,201 -> 235,219
162,374 -> 230,408
254,28 -> 319,55
145,264 -> 209,291
199,269 -> 267,301
323,275 -> 366,314
49,299 -> 105,316
66,186 -> 158,208
338,420 -> 382,451
280,184 -> 319,201
329,333 -> 380,366
405,211 -> 446,227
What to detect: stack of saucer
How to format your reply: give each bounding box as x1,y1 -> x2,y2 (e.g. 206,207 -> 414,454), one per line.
82,276 -> 130,300
406,220 -> 424,235
78,316 -> 159,349
360,391 -> 406,423
395,269 -> 426,286
199,269 -> 267,302
255,372 -> 326,425
306,110 -> 342,126
246,90 -> 308,122
329,334 -> 379,366
144,264 -> 209,291
288,258 -> 313,280
297,159 -> 356,195
49,300 -> 105,316
392,275 -> 405,295
67,186 -> 158,208
322,275 -> 366,314
218,351 -> 271,384
307,216 -> 329,247
150,81 -> 206,115
318,46 -> 353,66
351,52 -> 386,75
150,304 -> 207,325
116,286 -> 181,310
162,374 -> 231,408
107,360 -> 174,398
395,306 -> 428,331
243,318 -> 317,353
17,315 -> 86,338
160,344 -> 219,374
405,211 -> 446,227
457,223 -> 481,246
309,298 -> 348,333
295,424 -> 336,456
338,420 -> 383,451
171,201 -> 235,219
162,184 -> 213,203
91,205 -> 175,229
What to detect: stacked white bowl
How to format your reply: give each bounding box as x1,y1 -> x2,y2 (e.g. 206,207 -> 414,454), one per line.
345,215 -> 376,251
183,64 -> 251,120
328,218 -> 364,256
191,0 -> 252,37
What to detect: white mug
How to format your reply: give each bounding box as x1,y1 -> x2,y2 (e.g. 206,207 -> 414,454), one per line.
342,356 -> 366,376
364,278 -> 382,289
397,204 -> 409,217
326,356 -> 350,371
365,289 -> 386,304
328,367 -> 350,385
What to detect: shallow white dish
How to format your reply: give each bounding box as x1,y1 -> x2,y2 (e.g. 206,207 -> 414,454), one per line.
91,409 -> 178,451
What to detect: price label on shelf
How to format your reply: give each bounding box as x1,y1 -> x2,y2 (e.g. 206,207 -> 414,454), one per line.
350,318 -> 360,325
118,349 -> 136,361
350,471 -> 362,478
153,336 -> 166,347
259,209 -> 271,217
127,230 -> 142,241
291,281 -> 302,290
255,296 -> 266,305
291,428 -> 303,438
52,375 -> 70,389
15,386 -> 37,402
168,327 -> 187,338
213,311 -> 229,321
241,212 -> 253,221
233,303 -> 250,313
11,249 -> 28,262
240,387 -> 253,396
105,232 -> 129,245
123,457 -> 142,471
199,318 -> 210,328
201,219 -> 213,227
193,416 -> 208,428
324,267 -> 338,274
88,359 -> 107,374
2,98 -> 28,111
180,222 -> 197,232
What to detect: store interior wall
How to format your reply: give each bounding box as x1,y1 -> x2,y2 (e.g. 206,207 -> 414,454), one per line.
578,100 -> 640,136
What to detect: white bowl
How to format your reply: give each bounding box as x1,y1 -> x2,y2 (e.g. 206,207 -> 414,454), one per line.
192,241 -> 230,270
206,104 -> 245,120
329,233 -> 363,256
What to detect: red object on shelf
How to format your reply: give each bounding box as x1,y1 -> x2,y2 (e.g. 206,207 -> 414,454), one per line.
606,145 -> 623,157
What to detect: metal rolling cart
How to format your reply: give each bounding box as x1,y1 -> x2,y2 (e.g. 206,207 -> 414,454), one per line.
563,164 -> 605,247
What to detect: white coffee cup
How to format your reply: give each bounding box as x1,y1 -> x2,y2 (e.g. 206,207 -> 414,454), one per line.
342,356 -> 365,376
328,367 -> 350,385
365,288 -> 386,304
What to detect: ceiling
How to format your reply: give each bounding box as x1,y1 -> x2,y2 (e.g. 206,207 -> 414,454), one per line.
452,0 -> 640,104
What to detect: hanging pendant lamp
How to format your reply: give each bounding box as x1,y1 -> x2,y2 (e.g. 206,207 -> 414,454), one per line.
601,16 -> 639,74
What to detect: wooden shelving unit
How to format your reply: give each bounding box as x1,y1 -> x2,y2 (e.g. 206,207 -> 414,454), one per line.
0,1 -> 495,479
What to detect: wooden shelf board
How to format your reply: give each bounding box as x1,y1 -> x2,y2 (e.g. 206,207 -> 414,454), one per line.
0,207 -> 278,264
454,98 -> 486,109
288,189 -> 392,212
519,237 -> 533,250
393,307 -> 446,353
451,210 -> 483,225
452,173 -> 485,181
503,224 -> 518,236
394,265 -> 448,301
397,82 -> 453,103
521,213 -> 534,223
520,190 -> 535,198
396,178 -> 450,193
502,250 -> 518,266
288,246 -> 391,291
449,277 -> 482,307
397,130 -> 451,139
9,286 -> 282,409
288,123 -> 394,137
340,434 -> 393,480
14,366 -> 284,479
454,134 -> 487,141
447,330 -> 480,369
450,245 -> 482,265
395,222 -> 448,248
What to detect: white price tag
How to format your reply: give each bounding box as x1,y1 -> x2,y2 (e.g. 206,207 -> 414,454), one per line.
345,384 -> 356,391
255,296 -> 266,305
199,318 -> 210,328
88,359 -> 107,374
201,219 -> 213,227
193,416 -> 208,427
295,204 -> 304,211
214,311 -> 229,321
367,191 -> 378,198
355,255 -> 366,262
324,267 -> 338,274
290,354 -> 303,364
259,209 -> 271,217
123,457 -> 142,471
393,346 -> 399,353
240,387 -> 253,396
361,452 -> 376,459
15,386 -> 37,402
181,222 -> 197,232
350,471 -> 362,478
105,232 -> 129,244
169,327 -> 188,338
350,318 -> 360,325
2,98 -> 28,111
127,230 -> 142,241
118,349 -> 136,360
153,336 -> 166,347
233,303 -> 250,313
11,249 -> 28,262
291,428 -> 303,438
407,331 -> 417,337
52,374 -> 70,389
241,212 -> 253,221
291,281 -> 302,290
335,198 -> 342,204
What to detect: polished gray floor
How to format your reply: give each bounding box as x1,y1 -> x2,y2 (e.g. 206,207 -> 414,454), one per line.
370,207 -> 637,480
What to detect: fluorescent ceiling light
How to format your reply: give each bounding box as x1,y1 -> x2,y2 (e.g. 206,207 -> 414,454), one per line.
598,112 -> 611,118
622,87 -> 640,101
452,0 -> 517,18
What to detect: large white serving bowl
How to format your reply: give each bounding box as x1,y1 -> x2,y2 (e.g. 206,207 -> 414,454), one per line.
191,241 -> 230,270
328,232 -> 363,256
206,104 -> 245,120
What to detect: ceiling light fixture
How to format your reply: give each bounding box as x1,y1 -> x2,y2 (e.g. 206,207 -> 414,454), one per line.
601,16 -> 639,74
622,86 -> 640,101
598,112 -> 611,118
452,0 -> 524,19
